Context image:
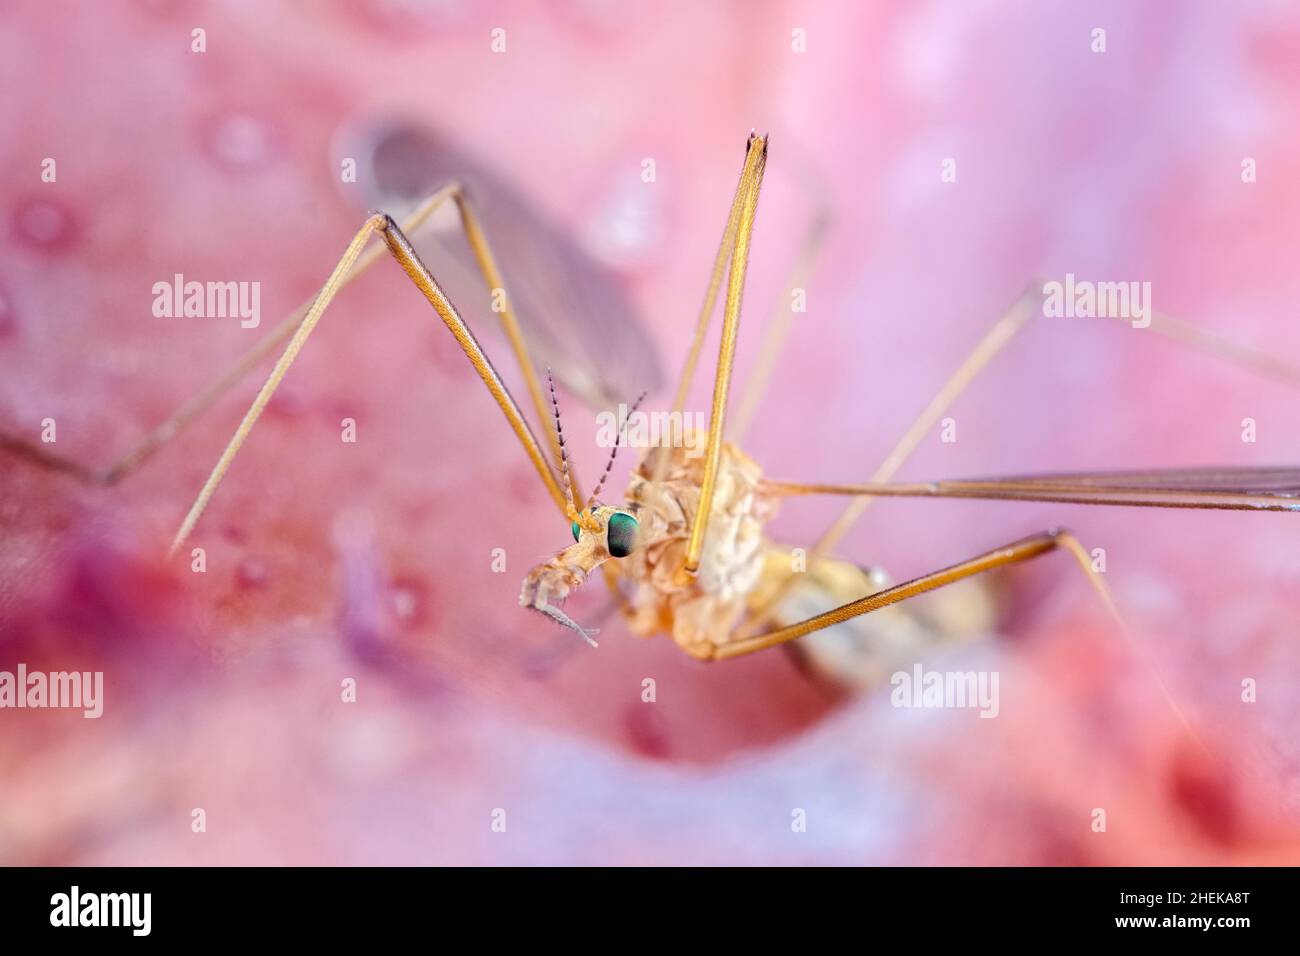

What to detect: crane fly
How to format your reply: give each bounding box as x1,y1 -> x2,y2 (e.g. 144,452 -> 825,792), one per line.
5,130 -> 1300,692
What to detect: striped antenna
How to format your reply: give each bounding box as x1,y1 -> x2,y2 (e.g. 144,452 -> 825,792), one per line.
547,368 -> 581,518
587,390 -> 648,512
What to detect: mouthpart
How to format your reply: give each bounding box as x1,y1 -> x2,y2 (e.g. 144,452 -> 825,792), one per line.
530,599 -> 600,648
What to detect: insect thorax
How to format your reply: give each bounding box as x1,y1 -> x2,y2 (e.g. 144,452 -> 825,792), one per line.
618,435 -> 779,658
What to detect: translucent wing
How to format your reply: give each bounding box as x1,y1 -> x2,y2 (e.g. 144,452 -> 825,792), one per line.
928,467 -> 1300,510
337,119 -> 663,411
763,467 -> 1300,511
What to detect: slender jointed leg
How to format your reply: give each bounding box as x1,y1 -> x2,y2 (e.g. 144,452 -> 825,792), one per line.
680,133 -> 769,576
724,506 -> 1204,745
1,185 -> 569,500
728,208 -> 831,444
712,527 -> 1113,660
738,284 -> 1040,636
449,189 -> 570,484
169,212 -> 572,555
739,280 -> 1300,638
647,132 -> 756,484
1,190 -> 455,487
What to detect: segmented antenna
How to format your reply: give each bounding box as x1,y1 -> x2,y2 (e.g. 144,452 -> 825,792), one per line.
587,390 -> 648,512
547,368 -> 580,517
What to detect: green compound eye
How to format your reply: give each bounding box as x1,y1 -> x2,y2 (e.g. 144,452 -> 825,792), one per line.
606,512 -> 639,559
571,520 -> 581,542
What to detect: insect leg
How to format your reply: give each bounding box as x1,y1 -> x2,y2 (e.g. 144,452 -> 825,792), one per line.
717,523 -> 1202,748
712,527 -> 1114,660
741,284 -> 1300,636
651,137 -> 750,468
1120,307 -> 1300,390
1,186 -> 463,486
169,212 -> 572,555
728,205 -> 832,444
680,134 -> 768,576
446,186 -> 572,490
737,284 -> 1040,636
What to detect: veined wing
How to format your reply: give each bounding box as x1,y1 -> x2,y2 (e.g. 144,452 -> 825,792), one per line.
762,467 -> 1300,511
339,119 -> 663,412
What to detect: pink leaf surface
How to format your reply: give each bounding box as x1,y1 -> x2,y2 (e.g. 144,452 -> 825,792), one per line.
2,0 -> 1299,864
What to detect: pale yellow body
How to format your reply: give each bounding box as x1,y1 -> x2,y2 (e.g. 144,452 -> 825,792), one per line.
620,441 -> 776,658
520,433 -> 998,687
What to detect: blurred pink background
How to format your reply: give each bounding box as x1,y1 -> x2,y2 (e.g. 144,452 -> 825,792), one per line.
2,0 -> 1300,864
